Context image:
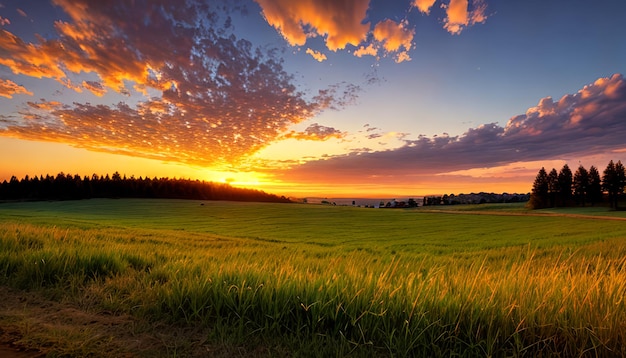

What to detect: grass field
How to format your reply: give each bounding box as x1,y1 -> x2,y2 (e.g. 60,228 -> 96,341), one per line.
1,199 -> 625,357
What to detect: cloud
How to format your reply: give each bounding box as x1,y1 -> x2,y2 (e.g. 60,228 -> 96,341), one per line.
414,0 -> 437,14
353,43 -> 377,58
282,123 -> 344,141
305,48 -> 327,62
0,79 -> 33,98
271,74 -> 626,183
312,82 -> 361,111
0,29 -> 66,80
444,0 -> 469,35
346,19 -> 416,63
254,0 -> 370,51
255,0 -> 487,62
26,100 -> 63,111
372,19 -> 414,63
364,125 -> 379,132
444,0 -> 489,35
0,17 -> 10,26
395,51 -> 412,64
0,0 -> 357,167
82,80 -> 106,97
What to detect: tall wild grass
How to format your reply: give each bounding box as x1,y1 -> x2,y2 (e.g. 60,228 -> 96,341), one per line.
0,201 -> 625,356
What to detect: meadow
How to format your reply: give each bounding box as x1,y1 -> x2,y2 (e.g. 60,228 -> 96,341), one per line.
1,199 -> 625,357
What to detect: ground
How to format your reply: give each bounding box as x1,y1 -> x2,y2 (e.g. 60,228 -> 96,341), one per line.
1,201 -> 624,356
0,287 -> 251,357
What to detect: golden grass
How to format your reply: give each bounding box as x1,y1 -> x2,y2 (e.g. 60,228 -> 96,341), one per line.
1,199 -> 625,356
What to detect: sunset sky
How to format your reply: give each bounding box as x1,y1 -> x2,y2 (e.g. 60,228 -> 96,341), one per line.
1,0 -> 625,198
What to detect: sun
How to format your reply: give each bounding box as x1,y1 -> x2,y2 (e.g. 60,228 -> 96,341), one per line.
205,170 -> 267,188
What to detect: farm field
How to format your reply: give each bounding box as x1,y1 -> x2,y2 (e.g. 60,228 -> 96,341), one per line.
1,199 -> 626,357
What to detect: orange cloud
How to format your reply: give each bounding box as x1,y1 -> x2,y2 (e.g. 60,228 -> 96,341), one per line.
372,19 -> 414,63
82,80 -> 106,97
445,0 -> 469,35
0,1 -> 360,168
414,0 -> 437,14
590,74 -> 623,99
1,0 -> 177,95
0,30 -> 66,80
395,51 -> 411,63
353,43 -> 377,58
305,48 -> 327,62
256,0 -> 487,63
444,0 -> 488,35
254,0 -> 370,51
344,19 -> 415,63
26,100 -> 63,111
0,78 -> 33,98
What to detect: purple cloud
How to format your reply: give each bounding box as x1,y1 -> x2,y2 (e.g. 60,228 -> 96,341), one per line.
275,74 -> 626,181
282,123 -> 345,141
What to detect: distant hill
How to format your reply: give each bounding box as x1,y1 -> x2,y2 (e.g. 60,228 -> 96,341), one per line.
0,172 -> 291,203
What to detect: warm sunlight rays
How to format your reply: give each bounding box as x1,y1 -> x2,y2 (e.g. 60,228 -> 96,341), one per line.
209,170 -> 268,188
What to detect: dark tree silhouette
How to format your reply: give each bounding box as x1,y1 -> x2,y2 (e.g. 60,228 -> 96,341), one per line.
602,160 -> 626,210
547,168 -> 559,207
0,172 -> 291,203
587,166 -> 602,206
573,165 -> 588,206
558,164 -> 573,206
527,159 -> 626,210
528,167 -> 549,209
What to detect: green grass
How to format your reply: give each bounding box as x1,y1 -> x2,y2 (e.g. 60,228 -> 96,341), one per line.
1,199 -> 626,356
537,204 -> 626,217
418,202 -> 532,213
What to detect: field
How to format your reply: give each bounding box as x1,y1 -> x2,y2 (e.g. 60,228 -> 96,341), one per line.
1,199 -> 626,357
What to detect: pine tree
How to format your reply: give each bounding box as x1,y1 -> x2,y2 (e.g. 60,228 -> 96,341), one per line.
587,166 -> 602,205
558,164 -> 573,206
547,168 -> 559,207
572,165 -> 588,206
616,161 -> 626,208
602,160 -> 626,210
528,167 -> 549,209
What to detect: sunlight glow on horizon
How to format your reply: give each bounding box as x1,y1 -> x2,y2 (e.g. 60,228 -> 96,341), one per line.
0,139 -> 534,198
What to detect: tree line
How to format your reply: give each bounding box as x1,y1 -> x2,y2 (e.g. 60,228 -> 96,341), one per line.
0,172 -> 291,203
529,160 -> 625,210
423,192 -> 530,206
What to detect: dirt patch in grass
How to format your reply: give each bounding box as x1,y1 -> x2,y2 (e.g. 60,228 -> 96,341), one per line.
0,327 -> 45,357
0,286 -> 269,357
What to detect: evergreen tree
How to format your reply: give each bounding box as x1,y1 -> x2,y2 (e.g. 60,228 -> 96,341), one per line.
587,165 -> 602,205
0,172 -> 291,203
602,160 -> 626,210
572,165 -> 588,206
547,168 -> 559,207
602,160 -> 616,207
558,164 -> 573,206
617,161 -> 626,208
528,167 -> 549,209
8,176 -> 20,200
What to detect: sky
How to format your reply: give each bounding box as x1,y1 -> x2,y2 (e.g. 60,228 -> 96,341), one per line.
1,0 -> 625,198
